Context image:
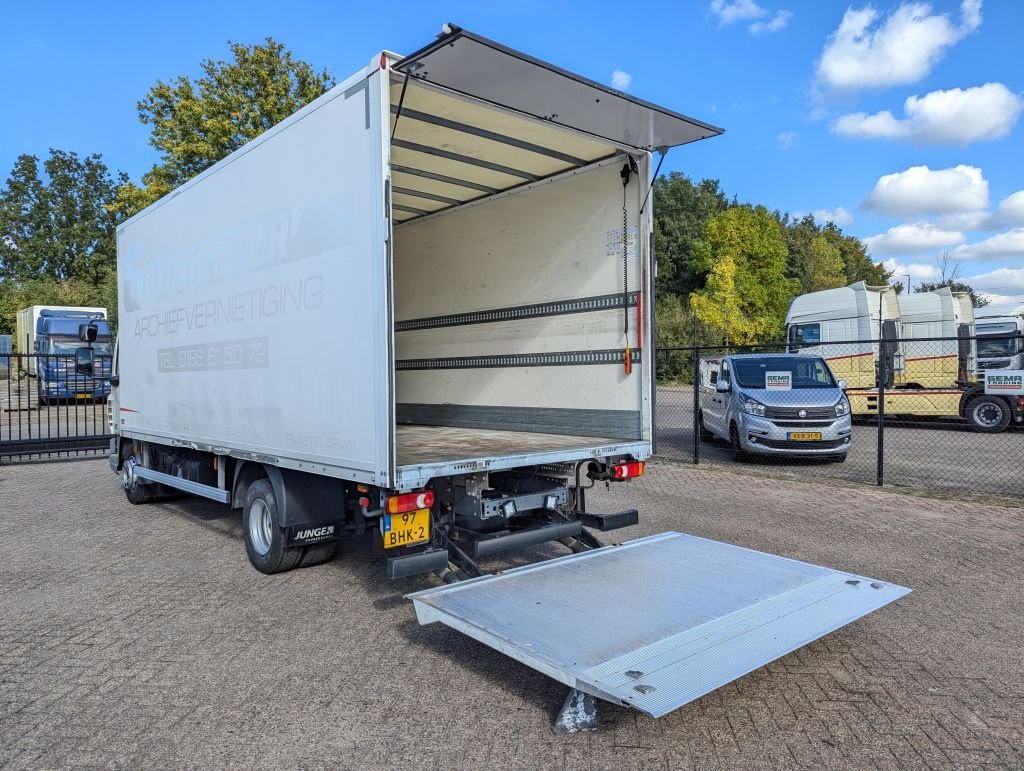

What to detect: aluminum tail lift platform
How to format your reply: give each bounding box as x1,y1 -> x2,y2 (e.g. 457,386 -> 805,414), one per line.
408,532 -> 910,733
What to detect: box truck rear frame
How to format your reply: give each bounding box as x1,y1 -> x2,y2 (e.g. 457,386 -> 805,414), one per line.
108,25 -> 908,732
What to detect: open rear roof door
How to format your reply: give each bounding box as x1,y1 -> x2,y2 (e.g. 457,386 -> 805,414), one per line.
394,25 -> 723,152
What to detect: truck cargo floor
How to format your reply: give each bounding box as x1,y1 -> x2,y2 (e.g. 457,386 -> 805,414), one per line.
395,424 -> 621,466
408,532 -> 910,719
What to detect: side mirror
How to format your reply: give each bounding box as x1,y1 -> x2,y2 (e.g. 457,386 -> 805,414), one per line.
715,378 -> 730,393
108,375 -> 120,387
79,322 -> 98,343
75,347 -> 95,375
837,379 -> 848,390
33,340 -> 40,352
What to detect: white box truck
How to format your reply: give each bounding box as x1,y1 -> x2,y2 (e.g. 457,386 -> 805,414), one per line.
109,25 -> 907,730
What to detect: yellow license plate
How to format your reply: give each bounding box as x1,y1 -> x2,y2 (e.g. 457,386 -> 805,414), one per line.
75,394 -> 92,400
381,509 -> 430,548
788,431 -> 822,441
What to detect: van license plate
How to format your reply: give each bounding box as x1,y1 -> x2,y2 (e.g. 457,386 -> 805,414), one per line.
788,432 -> 822,441
381,509 -> 430,549
75,394 -> 91,400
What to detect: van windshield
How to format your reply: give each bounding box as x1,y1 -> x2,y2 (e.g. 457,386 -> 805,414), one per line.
732,357 -> 836,389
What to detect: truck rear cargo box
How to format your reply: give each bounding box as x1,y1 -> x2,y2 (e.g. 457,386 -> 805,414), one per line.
115,30 -> 720,488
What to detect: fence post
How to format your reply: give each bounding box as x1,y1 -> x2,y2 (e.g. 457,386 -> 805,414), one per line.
876,351 -> 886,487
692,344 -> 700,465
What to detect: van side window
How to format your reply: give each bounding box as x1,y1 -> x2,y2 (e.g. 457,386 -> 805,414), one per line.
709,370 -> 718,385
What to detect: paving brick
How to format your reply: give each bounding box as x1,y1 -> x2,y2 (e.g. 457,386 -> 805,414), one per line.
1,458 -> 1022,767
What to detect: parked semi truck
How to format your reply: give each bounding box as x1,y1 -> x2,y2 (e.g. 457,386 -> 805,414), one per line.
15,305 -> 107,375
787,283 -> 1022,432
106,25 -> 908,730
975,302 -> 1024,375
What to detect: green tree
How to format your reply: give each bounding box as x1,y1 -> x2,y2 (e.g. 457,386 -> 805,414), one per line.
653,173 -> 729,299
0,150 -> 125,284
689,205 -> 798,344
782,214 -> 890,292
115,38 -> 335,216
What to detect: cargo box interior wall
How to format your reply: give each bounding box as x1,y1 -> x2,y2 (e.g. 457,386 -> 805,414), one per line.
388,78 -> 652,478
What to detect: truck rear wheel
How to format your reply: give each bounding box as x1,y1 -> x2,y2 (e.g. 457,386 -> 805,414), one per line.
965,396 -> 1010,433
243,479 -> 303,574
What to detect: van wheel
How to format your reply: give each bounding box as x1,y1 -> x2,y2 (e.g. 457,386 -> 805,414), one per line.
36,379 -> 49,407
299,541 -> 338,568
730,424 -> 748,462
243,479 -> 303,574
698,411 -> 713,441
965,396 -> 1011,433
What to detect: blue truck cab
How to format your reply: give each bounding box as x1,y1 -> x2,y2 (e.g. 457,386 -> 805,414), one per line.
35,310 -> 113,404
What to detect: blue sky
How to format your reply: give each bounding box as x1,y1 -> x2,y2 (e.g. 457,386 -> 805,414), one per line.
1,0 -> 1021,300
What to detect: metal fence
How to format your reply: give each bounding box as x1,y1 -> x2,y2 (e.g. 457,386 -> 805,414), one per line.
0,353 -> 113,462
655,336 -> 1024,501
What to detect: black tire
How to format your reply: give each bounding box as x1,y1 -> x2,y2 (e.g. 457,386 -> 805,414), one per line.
122,455 -> 150,505
698,410 -> 713,441
36,379 -> 48,407
730,423 -> 748,462
965,395 -> 1011,433
299,541 -> 338,568
243,479 -> 302,574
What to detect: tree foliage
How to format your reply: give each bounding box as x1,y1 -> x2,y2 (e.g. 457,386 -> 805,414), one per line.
114,38 -> 335,217
689,205 -> 798,344
782,214 -> 890,292
0,150 -> 125,284
0,150 -> 124,336
653,173 -> 729,299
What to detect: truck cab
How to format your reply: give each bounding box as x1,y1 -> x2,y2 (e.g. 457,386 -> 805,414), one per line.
34,312 -> 113,405
975,303 -> 1024,375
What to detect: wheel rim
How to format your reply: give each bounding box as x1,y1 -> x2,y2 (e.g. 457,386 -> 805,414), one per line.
249,498 -> 273,556
122,457 -> 136,491
973,403 -> 1001,428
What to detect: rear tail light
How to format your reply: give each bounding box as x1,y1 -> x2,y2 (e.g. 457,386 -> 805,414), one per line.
1017,397 -> 1024,412
386,490 -> 434,514
613,461 -> 645,480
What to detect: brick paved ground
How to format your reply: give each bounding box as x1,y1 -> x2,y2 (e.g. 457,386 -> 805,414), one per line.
0,458 -> 1021,769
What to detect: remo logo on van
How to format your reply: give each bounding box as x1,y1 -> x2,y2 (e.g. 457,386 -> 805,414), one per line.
984,371 -> 1024,395
765,371 -> 792,391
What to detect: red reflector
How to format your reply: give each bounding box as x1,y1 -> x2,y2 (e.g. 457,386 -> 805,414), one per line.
380,53 -> 388,69
613,461 -> 645,480
387,490 -> 434,514
358,496 -> 371,509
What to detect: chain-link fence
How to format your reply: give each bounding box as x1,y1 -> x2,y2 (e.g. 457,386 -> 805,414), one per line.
655,335 -> 1024,501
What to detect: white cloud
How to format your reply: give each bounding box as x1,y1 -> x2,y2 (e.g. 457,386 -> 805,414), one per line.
814,206 -> 854,225
970,266 -> 1024,292
710,0 -> 766,26
833,83 -> 1023,144
865,223 -> 965,255
937,190 -> 1024,231
881,259 -> 941,283
750,10 -> 792,34
817,0 -> 983,91
776,131 -> 799,149
953,228 -> 1024,260
863,165 -> 989,217
610,70 -> 632,91
994,191 -> 1024,226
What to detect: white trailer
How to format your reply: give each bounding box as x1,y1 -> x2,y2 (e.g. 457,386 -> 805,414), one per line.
15,305 -> 107,375
109,25 -> 908,730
